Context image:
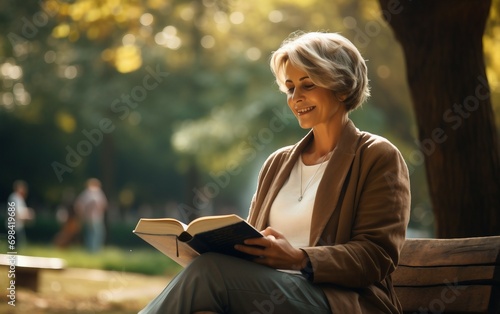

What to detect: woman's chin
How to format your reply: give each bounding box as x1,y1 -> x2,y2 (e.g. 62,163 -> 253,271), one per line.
298,121 -> 313,129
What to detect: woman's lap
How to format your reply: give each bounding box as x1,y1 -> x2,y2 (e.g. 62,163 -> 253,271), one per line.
139,252 -> 331,314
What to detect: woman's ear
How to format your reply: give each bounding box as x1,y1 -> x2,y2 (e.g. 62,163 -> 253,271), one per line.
334,92 -> 347,102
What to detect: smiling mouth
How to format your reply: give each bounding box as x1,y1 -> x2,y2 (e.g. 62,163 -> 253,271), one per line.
297,106 -> 315,115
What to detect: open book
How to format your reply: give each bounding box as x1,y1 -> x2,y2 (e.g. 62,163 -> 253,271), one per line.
133,214 -> 263,267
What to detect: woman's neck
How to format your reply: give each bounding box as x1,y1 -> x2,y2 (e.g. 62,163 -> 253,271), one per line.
303,115 -> 348,165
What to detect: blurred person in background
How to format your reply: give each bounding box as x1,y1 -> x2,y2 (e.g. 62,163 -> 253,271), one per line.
74,178 -> 108,253
7,180 -> 35,249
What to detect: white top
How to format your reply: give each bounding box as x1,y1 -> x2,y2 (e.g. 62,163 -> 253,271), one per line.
269,156 -> 329,248
75,187 -> 108,223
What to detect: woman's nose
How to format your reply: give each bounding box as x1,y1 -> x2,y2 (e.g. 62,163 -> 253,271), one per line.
291,89 -> 303,103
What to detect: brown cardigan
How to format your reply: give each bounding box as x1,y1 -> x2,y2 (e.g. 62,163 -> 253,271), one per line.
247,120 -> 411,313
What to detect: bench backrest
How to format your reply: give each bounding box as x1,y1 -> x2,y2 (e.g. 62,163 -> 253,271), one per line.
393,236 -> 500,314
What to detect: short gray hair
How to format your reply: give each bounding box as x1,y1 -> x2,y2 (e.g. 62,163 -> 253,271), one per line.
270,31 -> 370,111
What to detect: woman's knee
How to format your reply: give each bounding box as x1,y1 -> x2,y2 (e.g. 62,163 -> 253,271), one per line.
186,253 -> 238,274
179,253 -> 230,285
187,252 -> 220,270
191,252 -> 230,264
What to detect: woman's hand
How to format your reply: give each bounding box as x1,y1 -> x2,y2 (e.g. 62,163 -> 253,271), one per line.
235,227 -> 308,270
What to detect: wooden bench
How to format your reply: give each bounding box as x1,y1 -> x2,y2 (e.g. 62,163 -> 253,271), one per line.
393,236 -> 500,313
0,254 -> 66,292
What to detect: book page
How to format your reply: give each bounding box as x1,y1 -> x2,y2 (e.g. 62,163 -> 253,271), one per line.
186,214 -> 246,235
134,233 -> 199,267
134,218 -> 187,236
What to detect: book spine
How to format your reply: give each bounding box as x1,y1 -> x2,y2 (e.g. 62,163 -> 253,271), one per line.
179,231 -> 211,254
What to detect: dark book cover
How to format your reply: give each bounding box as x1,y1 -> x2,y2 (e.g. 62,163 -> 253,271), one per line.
180,221 -> 263,260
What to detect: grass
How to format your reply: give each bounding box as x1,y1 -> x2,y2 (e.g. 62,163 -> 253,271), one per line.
17,244 -> 182,276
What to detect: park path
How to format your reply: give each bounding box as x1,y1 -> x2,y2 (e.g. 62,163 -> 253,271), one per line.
0,268 -> 170,313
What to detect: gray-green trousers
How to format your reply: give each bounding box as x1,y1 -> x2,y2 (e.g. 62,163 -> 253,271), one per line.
139,252 -> 331,314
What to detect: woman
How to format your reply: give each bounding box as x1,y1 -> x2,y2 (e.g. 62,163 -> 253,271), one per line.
140,31 -> 410,314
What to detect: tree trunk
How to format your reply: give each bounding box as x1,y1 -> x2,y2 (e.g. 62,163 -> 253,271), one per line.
378,0 -> 500,237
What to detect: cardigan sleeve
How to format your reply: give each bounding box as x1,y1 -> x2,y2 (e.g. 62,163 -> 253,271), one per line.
302,138 -> 411,287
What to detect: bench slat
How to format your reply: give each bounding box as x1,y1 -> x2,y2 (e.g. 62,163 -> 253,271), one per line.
399,236 -> 500,267
393,265 -> 499,286
395,237 -> 500,313
395,285 -> 492,313
0,254 -> 65,270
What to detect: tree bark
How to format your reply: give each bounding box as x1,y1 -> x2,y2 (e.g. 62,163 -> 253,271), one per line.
378,0 -> 500,237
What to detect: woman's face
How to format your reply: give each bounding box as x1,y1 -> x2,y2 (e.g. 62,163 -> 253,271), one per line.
284,61 -> 346,130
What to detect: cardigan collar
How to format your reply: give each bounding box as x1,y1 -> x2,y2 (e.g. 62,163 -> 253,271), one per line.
255,119 -> 361,245
310,120 -> 359,245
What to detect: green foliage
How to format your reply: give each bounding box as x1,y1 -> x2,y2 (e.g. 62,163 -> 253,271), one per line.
0,0 -> 498,235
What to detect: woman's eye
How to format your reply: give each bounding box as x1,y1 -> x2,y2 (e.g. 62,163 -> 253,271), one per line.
285,83 -> 314,94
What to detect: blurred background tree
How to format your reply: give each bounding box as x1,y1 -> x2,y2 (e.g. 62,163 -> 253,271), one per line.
0,0 -> 498,241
